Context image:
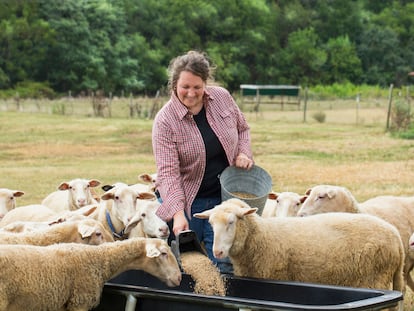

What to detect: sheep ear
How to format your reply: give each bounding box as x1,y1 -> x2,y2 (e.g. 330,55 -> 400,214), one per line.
58,182 -> 70,191
78,224 -> 94,238
138,173 -> 153,183
193,209 -> 212,219
146,244 -> 161,258
75,204 -> 98,216
124,214 -> 141,234
240,208 -> 258,217
137,192 -> 156,201
268,192 -> 277,200
88,179 -> 101,187
13,191 -> 25,197
101,185 -> 114,192
327,189 -> 336,199
305,188 -> 312,195
101,192 -> 115,201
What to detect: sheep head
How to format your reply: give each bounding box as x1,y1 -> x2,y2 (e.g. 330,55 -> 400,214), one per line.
194,198 -> 257,259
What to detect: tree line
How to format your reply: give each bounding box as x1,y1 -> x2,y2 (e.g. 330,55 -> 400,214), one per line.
0,0 -> 413,97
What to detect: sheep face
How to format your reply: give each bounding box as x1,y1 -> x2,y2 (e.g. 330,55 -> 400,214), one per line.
77,219 -> 115,244
129,201 -> 169,239
101,185 -> 156,228
59,179 -> 101,210
297,185 -> 358,217
131,238 -> 181,287
0,189 -> 24,219
194,198 -> 257,259
268,192 -> 307,217
101,185 -> 139,227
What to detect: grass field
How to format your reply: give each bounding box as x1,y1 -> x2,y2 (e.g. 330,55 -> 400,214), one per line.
1,97 -> 414,309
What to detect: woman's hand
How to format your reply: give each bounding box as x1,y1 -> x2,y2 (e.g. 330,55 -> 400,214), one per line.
172,210 -> 189,236
235,153 -> 253,170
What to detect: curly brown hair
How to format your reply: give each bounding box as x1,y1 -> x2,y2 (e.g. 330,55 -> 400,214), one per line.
167,50 -> 216,94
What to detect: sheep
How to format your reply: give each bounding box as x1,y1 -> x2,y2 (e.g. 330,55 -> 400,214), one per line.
409,232 -> 414,261
102,181 -> 156,195
97,183 -> 157,240
0,204 -> 99,227
0,188 -> 24,219
127,200 -> 170,240
138,172 -> 157,192
0,237 -> 181,311
261,191 -> 307,217
0,217 -> 114,245
194,198 -> 404,291
42,178 -> 101,212
296,184 -> 414,291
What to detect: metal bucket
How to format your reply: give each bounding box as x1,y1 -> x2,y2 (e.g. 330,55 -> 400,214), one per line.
219,165 -> 272,214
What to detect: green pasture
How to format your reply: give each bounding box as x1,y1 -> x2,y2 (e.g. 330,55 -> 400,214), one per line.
1,98 -> 414,309
1,96 -> 413,207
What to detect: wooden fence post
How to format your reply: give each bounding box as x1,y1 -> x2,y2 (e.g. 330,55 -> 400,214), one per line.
386,84 -> 394,130
303,87 -> 308,123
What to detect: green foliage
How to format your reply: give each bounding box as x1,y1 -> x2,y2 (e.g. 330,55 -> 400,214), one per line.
323,36 -> 362,84
0,81 -> 55,99
390,98 -> 411,131
397,127 -> 414,140
0,0 -> 413,96
281,27 -> 327,85
309,83 -> 389,100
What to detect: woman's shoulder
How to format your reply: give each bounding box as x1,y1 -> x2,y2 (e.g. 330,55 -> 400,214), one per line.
207,85 -> 229,94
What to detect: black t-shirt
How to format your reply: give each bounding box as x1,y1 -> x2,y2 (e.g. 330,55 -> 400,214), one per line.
193,106 -> 229,198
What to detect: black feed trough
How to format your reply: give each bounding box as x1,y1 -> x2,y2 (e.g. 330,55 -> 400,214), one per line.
92,270 -> 403,311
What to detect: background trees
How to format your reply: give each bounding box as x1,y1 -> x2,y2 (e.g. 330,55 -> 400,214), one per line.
0,0 -> 413,96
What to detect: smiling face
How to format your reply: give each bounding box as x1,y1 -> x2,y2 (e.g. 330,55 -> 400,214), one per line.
176,70 -> 205,115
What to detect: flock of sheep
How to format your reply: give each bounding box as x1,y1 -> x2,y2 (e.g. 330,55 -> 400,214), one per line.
0,174 -> 181,311
0,174 -> 412,310
260,186 -> 414,293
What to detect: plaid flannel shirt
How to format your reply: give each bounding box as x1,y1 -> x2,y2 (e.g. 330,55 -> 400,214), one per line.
152,86 -> 252,221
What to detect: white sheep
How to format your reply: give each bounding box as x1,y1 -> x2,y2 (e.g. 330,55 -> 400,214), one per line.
138,172 -> 157,192
297,184 -> 414,291
0,188 -> 24,219
194,198 -> 404,291
261,191 -> 307,217
97,183 -> 156,240
0,237 -> 181,311
0,204 -> 99,227
102,181 -> 156,195
42,178 -> 101,212
409,232 -> 414,261
0,217 -> 114,245
128,200 -> 170,240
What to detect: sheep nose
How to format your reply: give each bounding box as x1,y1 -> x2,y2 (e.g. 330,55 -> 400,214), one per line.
213,250 -> 224,259
78,199 -> 86,206
160,226 -> 169,235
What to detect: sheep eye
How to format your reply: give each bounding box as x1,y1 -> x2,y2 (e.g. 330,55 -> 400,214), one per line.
276,199 -> 280,204
141,213 -> 146,217
115,196 -> 120,200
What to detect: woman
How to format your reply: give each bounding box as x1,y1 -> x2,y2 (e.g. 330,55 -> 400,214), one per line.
152,50 -> 253,273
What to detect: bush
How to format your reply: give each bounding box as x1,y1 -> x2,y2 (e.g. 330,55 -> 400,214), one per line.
312,111 -> 326,123
0,81 -> 56,99
390,99 -> 411,131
